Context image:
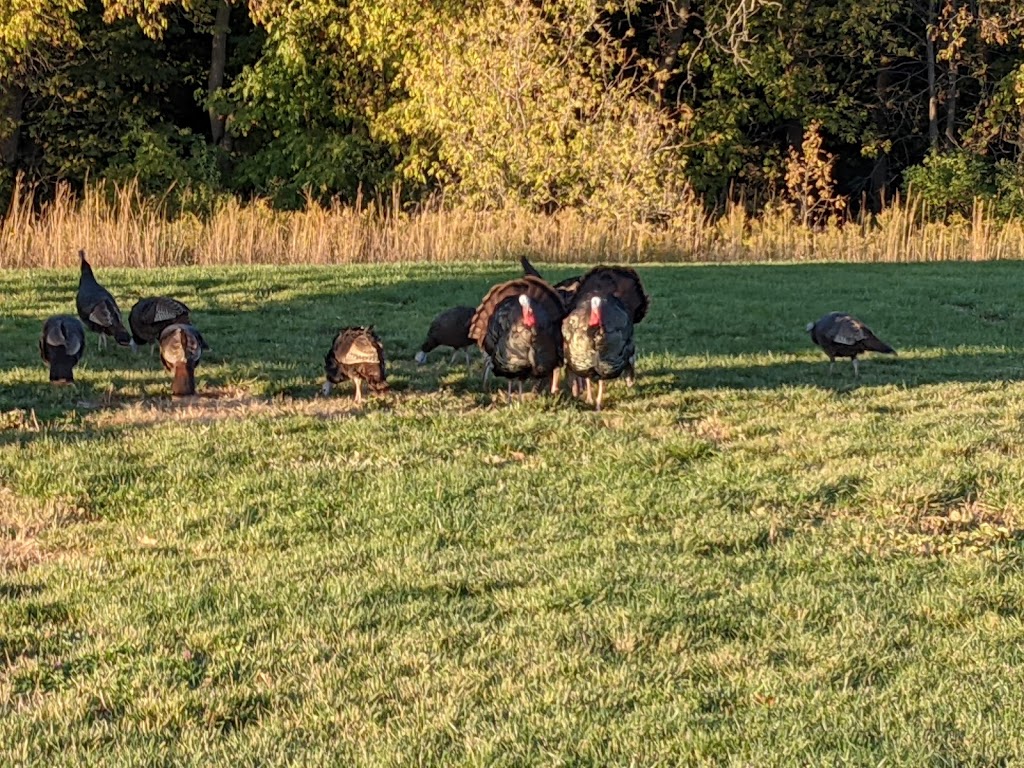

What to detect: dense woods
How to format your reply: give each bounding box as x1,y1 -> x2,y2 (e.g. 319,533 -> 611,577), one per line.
3,0 -> 1024,222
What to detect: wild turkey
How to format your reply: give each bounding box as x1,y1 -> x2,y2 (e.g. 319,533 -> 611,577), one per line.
562,295 -> 635,411
76,250 -> 133,351
806,312 -> 896,376
519,256 -> 582,307
38,315 -> 86,384
322,327 -> 388,403
130,296 -> 192,352
415,306 -> 475,366
573,266 -> 649,325
469,276 -> 565,400
159,323 -> 207,397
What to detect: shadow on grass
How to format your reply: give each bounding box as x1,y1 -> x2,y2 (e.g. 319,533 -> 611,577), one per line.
5,260 -> 1024,423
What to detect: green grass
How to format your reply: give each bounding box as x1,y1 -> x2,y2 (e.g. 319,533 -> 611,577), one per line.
4,261 -> 1024,764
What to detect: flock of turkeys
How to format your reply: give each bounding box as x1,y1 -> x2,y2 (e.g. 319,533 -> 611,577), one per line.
38,252 -> 896,408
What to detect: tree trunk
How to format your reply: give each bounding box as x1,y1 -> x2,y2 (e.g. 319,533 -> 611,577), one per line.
926,0 -> 939,149
207,0 -> 231,146
870,69 -> 891,210
944,0 -> 957,147
0,84 -> 27,169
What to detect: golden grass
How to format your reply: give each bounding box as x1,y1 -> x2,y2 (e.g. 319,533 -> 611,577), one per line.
3,177 -> 1024,267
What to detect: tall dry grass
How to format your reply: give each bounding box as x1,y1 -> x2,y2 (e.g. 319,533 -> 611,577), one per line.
2,178 -> 1024,268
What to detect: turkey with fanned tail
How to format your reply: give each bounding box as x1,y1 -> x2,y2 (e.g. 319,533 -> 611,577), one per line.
322,327 -> 388,403
130,296 -> 192,352
562,294 -> 635,411
469,276 -> 565,401
159,323 -> 208,397
76,250 -> 133,351
39,315 -> 86,384
806,312 -> 896,376
415,306 -> 475,366
572,265 -> 650,325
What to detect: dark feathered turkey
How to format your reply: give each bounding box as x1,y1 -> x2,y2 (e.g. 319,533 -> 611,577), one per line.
562,294 -> 635,410
573,266 -> 649,324
159,323 -> 207,397
469,276 -> 565,399
807,312 -> 896,376
39,315 -> 86,384
130,296 -> 192,349
415,306 -> 475,366
323,327 -> 388,403
76,250 -> 133,350
519,256 -> 582,307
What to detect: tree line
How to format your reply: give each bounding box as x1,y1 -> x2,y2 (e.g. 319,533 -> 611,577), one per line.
2,0 -> 1024,221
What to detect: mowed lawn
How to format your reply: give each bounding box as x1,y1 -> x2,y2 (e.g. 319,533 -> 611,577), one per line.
4,260 -> 1024,764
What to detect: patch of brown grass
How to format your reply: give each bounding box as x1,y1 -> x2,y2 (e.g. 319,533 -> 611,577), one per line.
4,178 -> 1024,267
0,488 -> 93,572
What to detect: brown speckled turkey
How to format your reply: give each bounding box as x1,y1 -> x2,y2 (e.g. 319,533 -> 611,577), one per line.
76,250 -> 133,351
130,296 -> 192,352
159,323 -> 207,397
415,306 -> 475,366
469,276 -> 565,400
807,312 -> 895,376
39,315 -> 86,384
323,327 -> 388,403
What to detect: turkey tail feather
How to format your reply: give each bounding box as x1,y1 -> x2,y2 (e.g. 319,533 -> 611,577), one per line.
865,336 -> 896,354
520,256 -> 544,279
470,276 -> 564,345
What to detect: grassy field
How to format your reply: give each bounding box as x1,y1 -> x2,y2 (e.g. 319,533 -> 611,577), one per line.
4,260 -> 1024,764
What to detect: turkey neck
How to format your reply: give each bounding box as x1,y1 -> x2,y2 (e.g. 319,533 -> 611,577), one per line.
171,363 -> 196,396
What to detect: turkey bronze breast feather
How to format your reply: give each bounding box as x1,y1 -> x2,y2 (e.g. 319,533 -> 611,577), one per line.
469,277 -> 565,396
76,250 -> 133,350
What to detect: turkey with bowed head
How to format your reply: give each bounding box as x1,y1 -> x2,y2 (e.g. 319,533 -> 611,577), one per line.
130,297 -> 192,352
159,323 -> 208,397
415,306 -> 475,366
469,276 -> 565,400
806,312 -> 896,376
39,315 -> 86,384
322,327 -> 389,403
562,294 -> 635,411
76,250 -> 133,351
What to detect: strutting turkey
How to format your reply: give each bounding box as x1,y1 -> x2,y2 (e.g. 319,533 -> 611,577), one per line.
572,265 -> 650,325
159,323 -> 207,397
322,327 -> 389,403
469,276 -> 565,401
130,297 -> 192,353
415,306 -> 475,366
562,294 -> 635,411
76,250 -> 133,351
39,315 -> 86,384
806,312 -> 896,376
519,256 -> 583,307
